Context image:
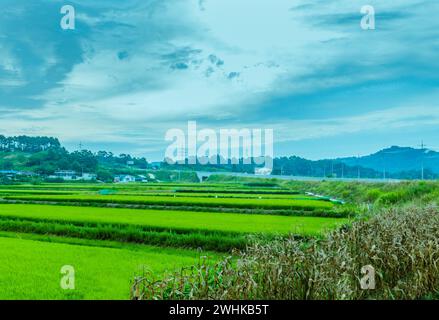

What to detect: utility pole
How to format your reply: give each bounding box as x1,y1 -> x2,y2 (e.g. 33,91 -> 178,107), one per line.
79,142 -> 84,178
331,160 -> 334,177
420,141 -> 427,180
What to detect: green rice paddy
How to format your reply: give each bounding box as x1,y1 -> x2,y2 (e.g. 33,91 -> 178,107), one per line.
0,182 -> 350,299
0,234 -> 207,300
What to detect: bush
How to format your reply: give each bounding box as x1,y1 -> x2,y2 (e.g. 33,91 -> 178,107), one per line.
133,206 -> 439,300
282,180 -> 439,207
377,191 -> 406,205
96,169 -> 113,183
365,189 -> 382,203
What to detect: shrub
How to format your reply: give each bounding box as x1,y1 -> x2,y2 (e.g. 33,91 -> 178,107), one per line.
133,206 -> 439,300
365,189 -> 381,203
377,191 -> 406,205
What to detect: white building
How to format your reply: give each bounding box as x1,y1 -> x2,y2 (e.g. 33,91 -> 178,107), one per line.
114,175 -> 136,183
50,171 -> 97,181
52,170 -> 77,180
80,173 -> 97,181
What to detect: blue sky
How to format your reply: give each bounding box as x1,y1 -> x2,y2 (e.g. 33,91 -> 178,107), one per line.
1,0 -> 438,160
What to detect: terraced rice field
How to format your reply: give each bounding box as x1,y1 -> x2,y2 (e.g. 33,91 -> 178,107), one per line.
2,194 -> 334,210
0,182 -> 352,299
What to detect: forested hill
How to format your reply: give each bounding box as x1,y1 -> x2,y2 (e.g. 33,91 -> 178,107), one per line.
337,146 -> 439,174
0,135 -> 148,180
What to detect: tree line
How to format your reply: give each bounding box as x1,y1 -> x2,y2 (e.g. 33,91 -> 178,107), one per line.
0,135 -> 61,153
0,135 -> 148,180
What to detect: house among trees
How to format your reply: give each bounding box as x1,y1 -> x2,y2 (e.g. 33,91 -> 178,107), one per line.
50,171 -> 97,181
150,162 -> 162,170
0,170 -> 37,179
114,174 -> 136,183
50,170 -> 77,180
80,173 -> 98,181
136,175 -> 149,182
0,170 -> 19,178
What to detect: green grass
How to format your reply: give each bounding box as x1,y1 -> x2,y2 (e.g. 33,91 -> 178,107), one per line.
3,194 -> 334,210
0,182 -> 274,190
126,192 -> 318,200
0,189 -> 76,195
0,189 -> 320,200
174,188 -> 300,195
0,204 -> 347,236
0,235 -> 210,300
0,182 -> 300,195
0,230 -> 221,258
0,219 -> 248,251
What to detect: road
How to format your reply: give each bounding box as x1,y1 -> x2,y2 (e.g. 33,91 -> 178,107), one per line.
195,171 -> 403,183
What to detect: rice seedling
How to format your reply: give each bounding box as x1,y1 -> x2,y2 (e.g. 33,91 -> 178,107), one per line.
0,235 -> 213,300
0,204 -> 346,237
2,194 -> 335,211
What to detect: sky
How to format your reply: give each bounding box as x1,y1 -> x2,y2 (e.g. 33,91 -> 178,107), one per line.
0,0 -> 438,161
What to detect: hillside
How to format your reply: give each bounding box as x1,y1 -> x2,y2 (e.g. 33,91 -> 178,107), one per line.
337,146 -> 439,174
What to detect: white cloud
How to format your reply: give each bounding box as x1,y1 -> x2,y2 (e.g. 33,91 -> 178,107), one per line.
1,0 -> 438,158
274,105 -> 439,143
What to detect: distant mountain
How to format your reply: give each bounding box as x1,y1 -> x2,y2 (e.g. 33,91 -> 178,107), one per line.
337,146 -> 439,174
271,156 -> 382,179
155,146 -> 439,180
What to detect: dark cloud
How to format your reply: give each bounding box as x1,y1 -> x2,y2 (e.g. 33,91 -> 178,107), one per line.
0,1 -> 85,109
162,46 -> 203,71
117,51 -> 129,60
208,54 -> 224,67
227,72 -> 240,80
171,62 -> 189,70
